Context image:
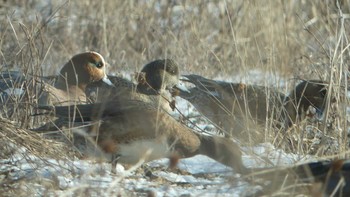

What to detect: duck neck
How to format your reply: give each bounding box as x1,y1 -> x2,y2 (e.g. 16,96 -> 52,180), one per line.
196,135 -> 248,174
136,84 -> 160,95
55,76 -> 86,91
282,94 -> 309,127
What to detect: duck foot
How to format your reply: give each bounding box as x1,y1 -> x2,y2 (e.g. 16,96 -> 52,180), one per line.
111,154 -> 121,174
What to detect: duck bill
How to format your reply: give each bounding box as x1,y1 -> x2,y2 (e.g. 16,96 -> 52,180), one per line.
173,82 -> 190,93
179,75 -> 191,83
102,75 -> 115,87
315,108 -> 324,119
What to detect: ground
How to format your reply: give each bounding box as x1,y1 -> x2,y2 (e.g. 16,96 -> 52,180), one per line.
0,0 -> 349,196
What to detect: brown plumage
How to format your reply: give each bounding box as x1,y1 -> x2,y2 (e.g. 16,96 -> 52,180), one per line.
177,74 -> 328,143
42,99 -> 248,174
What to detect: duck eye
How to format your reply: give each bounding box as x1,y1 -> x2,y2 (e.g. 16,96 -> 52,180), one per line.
95,62 -> 103,68
166,66 -> 175,74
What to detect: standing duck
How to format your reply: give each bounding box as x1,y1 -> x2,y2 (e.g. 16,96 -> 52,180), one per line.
40,99 -> 248,174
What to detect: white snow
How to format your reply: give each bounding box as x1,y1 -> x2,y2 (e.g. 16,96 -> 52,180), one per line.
1,148 -> 268,196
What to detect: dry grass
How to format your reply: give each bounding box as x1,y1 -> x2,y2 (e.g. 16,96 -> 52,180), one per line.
0,117 -> 76,159
0,0 -> 349,196
0,117 -> 79,196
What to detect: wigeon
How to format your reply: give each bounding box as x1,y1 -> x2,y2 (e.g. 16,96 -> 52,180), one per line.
38,51 -> 113,106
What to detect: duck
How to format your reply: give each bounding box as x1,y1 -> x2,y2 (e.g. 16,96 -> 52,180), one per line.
0,52 -> 113,129
294,159 -> 350,196
39,99 -> 248,174
251,159 -> 350,196
38,51 -> 113,106
175,74 -> 328,143
87,58 -> 185,112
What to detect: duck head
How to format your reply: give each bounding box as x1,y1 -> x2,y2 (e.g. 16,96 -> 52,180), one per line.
138,59 -> 180,92
57,51 -> 112,91
284,80 -> 328,126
